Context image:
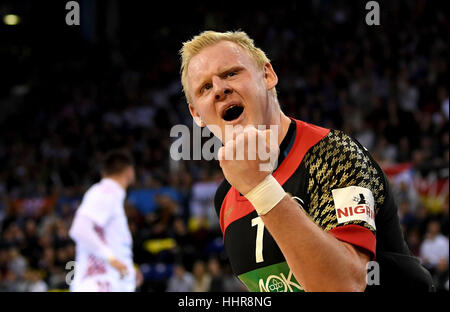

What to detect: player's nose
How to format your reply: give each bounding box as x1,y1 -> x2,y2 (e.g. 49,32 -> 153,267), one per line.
212,76 -> 232,101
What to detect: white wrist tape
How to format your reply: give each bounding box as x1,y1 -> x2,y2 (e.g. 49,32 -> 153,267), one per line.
245,174 -> 286,216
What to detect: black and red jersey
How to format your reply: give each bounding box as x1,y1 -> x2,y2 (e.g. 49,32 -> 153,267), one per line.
214,118 -> 433,292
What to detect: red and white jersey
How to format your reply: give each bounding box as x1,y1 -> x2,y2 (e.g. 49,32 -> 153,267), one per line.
70,178 -> 134,291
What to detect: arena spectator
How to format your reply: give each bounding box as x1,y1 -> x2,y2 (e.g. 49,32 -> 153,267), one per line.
207,257 -> 225,292
166,264 -> 194,292
420,221 -> 449,273
192,260 -> 211,292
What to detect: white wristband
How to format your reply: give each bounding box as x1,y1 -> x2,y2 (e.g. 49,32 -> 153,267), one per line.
245,174 -> 287,216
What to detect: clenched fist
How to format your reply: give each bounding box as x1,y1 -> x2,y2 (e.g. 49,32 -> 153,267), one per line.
218,126 -> 280,195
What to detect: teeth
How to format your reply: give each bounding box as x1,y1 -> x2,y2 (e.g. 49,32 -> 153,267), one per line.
222,105 -> 244,121
222,105 -> 234,117
225,105 -> 236,112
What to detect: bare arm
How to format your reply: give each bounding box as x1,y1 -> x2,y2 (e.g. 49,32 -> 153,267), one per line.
260,195 -> 370,292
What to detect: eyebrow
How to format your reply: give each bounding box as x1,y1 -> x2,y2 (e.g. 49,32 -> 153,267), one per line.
195,66 -> 244,94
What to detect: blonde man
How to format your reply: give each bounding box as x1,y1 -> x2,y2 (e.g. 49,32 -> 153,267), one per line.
179,30 -> 433,292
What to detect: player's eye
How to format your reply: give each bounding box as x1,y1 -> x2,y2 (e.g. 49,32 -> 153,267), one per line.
227,72 -> 237,77
201,83 -> 212,94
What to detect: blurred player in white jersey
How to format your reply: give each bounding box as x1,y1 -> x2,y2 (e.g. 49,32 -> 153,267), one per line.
69,150 -> 141,292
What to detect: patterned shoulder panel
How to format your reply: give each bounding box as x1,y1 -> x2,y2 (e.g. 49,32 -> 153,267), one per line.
302,129 -> 385,233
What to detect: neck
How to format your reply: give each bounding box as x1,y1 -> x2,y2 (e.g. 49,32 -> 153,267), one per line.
104,175 -> 127,190
265,99 -> 291,147
276,111 -> 292,147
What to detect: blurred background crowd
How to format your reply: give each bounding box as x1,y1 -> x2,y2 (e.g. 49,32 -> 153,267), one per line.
0,0 -> 448,292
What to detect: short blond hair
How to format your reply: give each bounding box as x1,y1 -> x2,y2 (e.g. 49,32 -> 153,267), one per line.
180,30 -> 276,104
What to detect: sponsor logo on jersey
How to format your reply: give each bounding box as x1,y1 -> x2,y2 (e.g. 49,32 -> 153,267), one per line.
224,205 -> 234,221
258,269 -> 304,292
332,186 -> 376,229
238,261 -> 304,292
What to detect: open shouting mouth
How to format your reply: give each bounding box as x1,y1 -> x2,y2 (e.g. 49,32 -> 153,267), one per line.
221,104 -> 244,122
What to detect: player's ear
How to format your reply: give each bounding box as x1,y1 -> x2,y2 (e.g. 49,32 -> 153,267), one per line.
263,63 -> 278,91
188,103 -> 206,127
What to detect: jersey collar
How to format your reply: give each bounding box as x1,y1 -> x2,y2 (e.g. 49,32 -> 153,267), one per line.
102,178 -> 126,201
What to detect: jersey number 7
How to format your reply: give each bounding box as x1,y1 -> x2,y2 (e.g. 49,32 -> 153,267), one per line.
251,217 -> 264,263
